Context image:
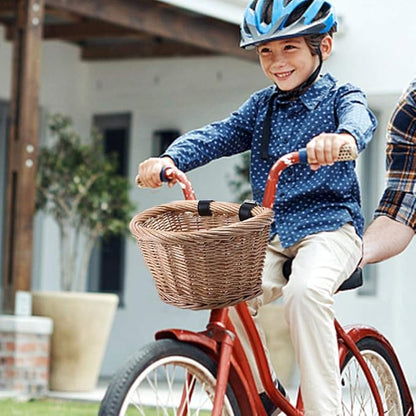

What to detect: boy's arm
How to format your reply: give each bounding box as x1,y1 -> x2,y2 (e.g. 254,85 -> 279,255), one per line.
334,85 -> 378,152
306,86 -> 377,170
136,91 -> 263,187
161,92 -> 262,172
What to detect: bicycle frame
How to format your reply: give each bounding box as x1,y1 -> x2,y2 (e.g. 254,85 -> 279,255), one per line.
154,151 -> 414,416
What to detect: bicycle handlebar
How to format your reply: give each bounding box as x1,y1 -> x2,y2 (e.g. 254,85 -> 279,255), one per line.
262,144 -> 357,208
298,144 -> 357,163
136,144 -> 358,207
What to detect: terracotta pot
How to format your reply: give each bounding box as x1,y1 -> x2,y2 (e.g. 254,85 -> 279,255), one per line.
32,291 -> 118,392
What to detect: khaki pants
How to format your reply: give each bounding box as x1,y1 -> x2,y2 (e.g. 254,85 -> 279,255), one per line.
230,223 -> 362,416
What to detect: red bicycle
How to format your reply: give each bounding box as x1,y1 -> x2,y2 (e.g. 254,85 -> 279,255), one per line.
99,146 -> 413,416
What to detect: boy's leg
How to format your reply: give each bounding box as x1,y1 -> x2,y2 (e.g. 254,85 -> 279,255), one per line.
284,224 -> 362,416
229,235 -> 291,391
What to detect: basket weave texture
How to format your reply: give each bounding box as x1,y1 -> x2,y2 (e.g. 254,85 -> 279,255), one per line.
130,200 -> 274,310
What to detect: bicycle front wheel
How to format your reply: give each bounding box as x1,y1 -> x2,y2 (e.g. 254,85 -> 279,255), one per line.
99,338 -> 241,416
340,337 -> 407,415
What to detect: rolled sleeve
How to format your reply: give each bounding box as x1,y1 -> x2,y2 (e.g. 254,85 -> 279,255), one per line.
375,188 -> 416,231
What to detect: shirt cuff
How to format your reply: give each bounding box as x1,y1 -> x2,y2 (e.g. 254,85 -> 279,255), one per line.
335,127 -> 364,152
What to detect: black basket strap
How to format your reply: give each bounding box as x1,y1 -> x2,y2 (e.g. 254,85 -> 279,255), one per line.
198,200 -> 214,216
239,201 -> 261,221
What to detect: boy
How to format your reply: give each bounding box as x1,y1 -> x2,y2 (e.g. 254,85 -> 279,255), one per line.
138,1 -> 377,414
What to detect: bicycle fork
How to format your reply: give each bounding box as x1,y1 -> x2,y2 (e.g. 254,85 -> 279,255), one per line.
206,309 -> 236,415
172,307 -> 267,416
172,308 -> 237,416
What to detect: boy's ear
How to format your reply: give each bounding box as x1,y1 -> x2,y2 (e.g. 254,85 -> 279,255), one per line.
320,35 -> 333,61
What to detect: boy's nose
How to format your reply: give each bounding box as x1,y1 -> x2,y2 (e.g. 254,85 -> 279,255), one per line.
270,54 -> 286,69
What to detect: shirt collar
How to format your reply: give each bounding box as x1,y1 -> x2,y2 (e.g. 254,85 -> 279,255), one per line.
272,73 -> 337,110
299,73 -> 337,110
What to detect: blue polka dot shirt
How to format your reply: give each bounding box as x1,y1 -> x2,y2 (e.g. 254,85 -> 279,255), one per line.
164,73 -> 377,248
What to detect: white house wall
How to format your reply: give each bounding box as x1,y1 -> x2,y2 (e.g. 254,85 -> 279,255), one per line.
328,0 -> 416,95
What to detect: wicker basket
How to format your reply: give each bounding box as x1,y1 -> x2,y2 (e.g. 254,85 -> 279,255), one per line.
130,200 -> 274,310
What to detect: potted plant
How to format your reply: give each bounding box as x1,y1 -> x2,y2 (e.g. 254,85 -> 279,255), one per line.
31,114 -> 134,391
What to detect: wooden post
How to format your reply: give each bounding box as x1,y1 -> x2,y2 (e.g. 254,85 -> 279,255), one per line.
2,0 -> 44,312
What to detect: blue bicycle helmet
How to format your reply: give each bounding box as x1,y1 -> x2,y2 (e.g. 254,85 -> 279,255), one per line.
241,0 -> 337,49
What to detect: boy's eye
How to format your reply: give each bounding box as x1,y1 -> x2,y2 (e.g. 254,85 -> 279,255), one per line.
257,47 -> 272,55
284,44 -> 297,51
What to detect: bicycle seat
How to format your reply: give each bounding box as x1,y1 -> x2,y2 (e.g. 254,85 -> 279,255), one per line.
282,259 -> 363,292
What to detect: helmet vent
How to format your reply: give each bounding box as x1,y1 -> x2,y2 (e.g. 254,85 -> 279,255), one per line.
261,2 -> 274,25
284,0 -> 313,28
249,0 -> 259,12
315,3 -> 331,22
243,20 -> 250,34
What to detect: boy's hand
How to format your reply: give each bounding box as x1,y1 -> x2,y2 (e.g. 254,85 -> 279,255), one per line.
306,133 -> 357,171
137,157 -> 177,188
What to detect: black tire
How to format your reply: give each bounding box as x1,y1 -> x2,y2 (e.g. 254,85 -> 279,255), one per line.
340,337 -> 407,415
99,338 -> 241,416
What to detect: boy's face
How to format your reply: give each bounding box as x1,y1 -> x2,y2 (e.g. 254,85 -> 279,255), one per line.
256,36 -> 331,91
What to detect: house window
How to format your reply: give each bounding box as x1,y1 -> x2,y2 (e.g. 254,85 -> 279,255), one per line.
152,129 -> 180,156
89,113 -> 130,305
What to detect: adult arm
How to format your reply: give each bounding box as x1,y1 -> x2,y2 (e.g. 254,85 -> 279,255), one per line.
362,79 -> 416,265
361,216 -> 415,265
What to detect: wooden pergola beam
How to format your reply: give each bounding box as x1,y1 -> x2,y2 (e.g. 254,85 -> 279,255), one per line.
2,0 -> 45,312
6,20 -> 147,41
82,40 -> 216,61
45,0 -> 256,62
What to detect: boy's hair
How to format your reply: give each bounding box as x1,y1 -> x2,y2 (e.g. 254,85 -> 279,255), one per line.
305,29 -> 336,56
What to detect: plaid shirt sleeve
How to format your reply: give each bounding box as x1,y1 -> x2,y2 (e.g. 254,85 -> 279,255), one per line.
375,79 -> 416,230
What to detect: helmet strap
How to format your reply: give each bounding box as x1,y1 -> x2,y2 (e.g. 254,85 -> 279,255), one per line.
275,48 -> 323,100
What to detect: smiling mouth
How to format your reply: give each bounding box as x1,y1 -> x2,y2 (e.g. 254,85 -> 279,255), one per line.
275,70 -> 294,79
